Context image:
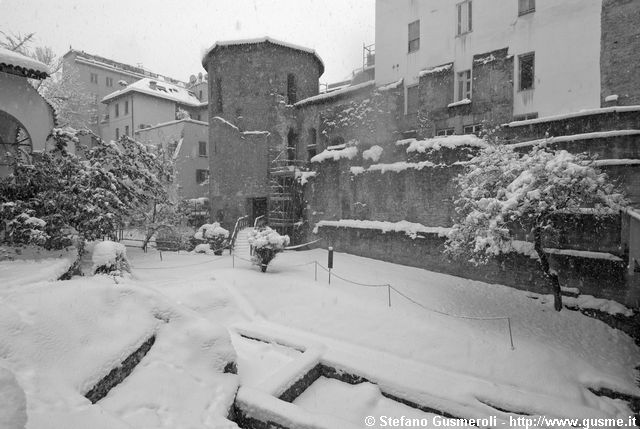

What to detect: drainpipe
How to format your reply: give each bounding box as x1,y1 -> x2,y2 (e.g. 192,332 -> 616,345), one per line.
131,96 -> 134,137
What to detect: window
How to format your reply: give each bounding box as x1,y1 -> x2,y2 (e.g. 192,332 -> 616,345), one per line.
518,0 -> 535,15
215,78 -> 223,113
199,90 -> 203,100
436,128 -> 455,136
115,128 -> 120,139
457,1 -> 472,35
124,100 -> 129,115
125,125 -> 129,136
408,20 -> 420,53
287,73 -> 297,104
198,141 -> 207,157
287,128 -> 297,162
90,73 -> 98,84
406,85 -> 419,114
457,70 -> 472,101
463,124 -> 482,135
512,112 -> 538,121
519,52 -> 535,91
307,128 -> 317,161
106,77 -> 113,87
196,169 -> 209,184
115,103 -> 119,118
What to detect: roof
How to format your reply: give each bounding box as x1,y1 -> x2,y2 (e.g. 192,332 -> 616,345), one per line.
202,36 -> 324,76
294,80 -> 375,108
64,49 -> 185,86
0,47 -> 49,79
102,78 -> 202,106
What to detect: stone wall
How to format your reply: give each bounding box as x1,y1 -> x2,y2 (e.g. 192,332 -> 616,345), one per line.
295,83 -> 403,160
417,48 -> 513,136
600,0 -> 640,106
204,42 -> 321,134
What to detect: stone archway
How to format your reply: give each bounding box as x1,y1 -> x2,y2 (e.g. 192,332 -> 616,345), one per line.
0,110 -> 33,176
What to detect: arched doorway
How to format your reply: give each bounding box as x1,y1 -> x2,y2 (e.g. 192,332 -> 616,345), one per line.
0,110 -> 33,176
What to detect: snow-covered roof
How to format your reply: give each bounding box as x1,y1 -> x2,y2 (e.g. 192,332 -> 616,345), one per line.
0,46 -> 49,79
102,78 -> 201,106
202,36 -> 324,76
133,118 -> 208,134
504,105 -> 640,127
295,80 -> 375,108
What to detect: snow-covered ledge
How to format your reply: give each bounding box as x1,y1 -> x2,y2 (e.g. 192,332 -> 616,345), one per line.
313,219 -> 452,239
447,98 -> 471,108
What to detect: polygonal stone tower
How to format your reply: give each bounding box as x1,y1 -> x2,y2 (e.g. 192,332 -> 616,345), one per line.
201,37 -> 324,233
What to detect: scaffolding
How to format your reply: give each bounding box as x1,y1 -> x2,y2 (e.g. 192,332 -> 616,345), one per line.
267,145 -> 306,237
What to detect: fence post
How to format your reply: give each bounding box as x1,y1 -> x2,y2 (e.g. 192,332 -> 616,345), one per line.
507,317 -> 514,350
328,247 -> 333,285
159,251 -> 163,261
387,285 -> 391,307
232,251 -> 235,268
314,261 -> 317,281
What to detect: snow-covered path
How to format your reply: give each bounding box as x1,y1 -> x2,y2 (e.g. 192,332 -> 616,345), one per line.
130,248 -> 640,420
1,245 -> 638,428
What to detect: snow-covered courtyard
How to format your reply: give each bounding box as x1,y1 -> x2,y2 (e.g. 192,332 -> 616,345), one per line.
1,237 -> 638,428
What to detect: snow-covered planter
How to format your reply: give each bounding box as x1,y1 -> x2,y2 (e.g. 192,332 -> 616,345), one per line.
193,223 -> 229,255
92,241 -> 131,277
247,227 -> 290,272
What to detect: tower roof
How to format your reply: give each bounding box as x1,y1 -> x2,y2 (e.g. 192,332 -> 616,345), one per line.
202,36 -> 324,76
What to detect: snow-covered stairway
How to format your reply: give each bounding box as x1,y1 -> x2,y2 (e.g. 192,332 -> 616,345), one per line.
232,228 -> 252,261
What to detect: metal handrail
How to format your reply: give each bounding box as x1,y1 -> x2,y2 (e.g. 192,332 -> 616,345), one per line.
228,215 -> 249,254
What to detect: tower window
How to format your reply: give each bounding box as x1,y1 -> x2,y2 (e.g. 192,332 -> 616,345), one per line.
215,78 -> 223,113
287,73 -> 297,104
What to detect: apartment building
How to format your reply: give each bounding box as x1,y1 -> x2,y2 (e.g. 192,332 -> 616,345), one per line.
100,77 -> 207,142
62,49 -> 186,138
375,0 -> 639,135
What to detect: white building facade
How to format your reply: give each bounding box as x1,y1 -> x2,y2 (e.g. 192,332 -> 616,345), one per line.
375,0 -> 605,124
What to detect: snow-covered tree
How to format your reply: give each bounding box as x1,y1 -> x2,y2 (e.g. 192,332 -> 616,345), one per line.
1,32 -> 96,129
445,143 -> 627,311
0,130 -> 169,252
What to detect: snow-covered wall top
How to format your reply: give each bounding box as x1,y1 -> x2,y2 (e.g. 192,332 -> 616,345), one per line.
398,135 -> 487,153
310,145 -> 358,163
375,0 -> 602,117
0,46 -> 49,78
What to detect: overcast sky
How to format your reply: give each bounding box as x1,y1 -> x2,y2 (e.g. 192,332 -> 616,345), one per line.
0,0 -> 375,84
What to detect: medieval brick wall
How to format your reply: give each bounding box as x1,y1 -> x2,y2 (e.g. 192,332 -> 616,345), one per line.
417,48 -> 514,136
600,0 -> 640,106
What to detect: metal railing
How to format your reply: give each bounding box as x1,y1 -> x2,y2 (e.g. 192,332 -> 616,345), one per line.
228,215 -> 250,254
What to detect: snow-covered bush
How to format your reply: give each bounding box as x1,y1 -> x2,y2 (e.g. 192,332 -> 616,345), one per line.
247,226 -> 290,272
193,243 -> 212,254
193,223 -> 229,255
1,204 -> 49,246
92,241 -> 131,276
445,143 -> 627,311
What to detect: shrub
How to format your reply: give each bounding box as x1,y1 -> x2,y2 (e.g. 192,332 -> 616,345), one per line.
92,241 -> 131,277
247,227 -> 290,272
194,223 -> 229,255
